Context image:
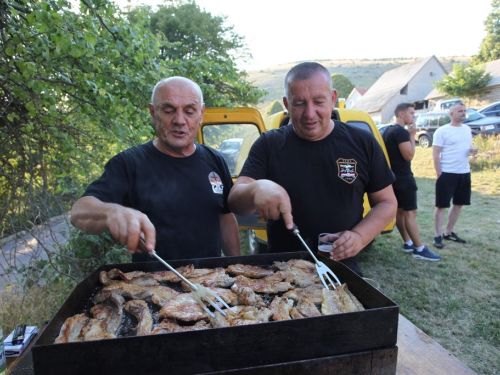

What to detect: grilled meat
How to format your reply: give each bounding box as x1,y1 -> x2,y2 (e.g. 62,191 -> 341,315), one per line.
81,318 -> 117,341
226,264 -> 274,278
151,264 -> 195,283
148,285 -> 181,307
283,284 -> 324,305
270,297 -> 293,321
295,298 -> 321,318
231,275 -> 293,294
90,292 -> 124,335
54,314 -> 90,344
151,319 -> 210,334
181,267 -> 235,290
93,282 -> 153,304
321,288 -> 342,315
125,300 -> 153,336
272,259 -> 316,272
159,293 -> 210,322
235,286 -> 264,307
225,306 -> 273,326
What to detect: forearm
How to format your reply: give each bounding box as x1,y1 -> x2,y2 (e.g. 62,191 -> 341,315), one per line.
228,180 -> 258,216
432,147 -> 442,176
71,196 -> 116,234
220,213 -> 241,256
351,199 -> 397,247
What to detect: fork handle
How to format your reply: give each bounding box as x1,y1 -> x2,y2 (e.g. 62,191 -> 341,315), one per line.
291,225 -> 320,264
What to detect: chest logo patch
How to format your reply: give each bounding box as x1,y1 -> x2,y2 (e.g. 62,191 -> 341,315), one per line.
208,172 -> 224,194
337,158 -> 358,184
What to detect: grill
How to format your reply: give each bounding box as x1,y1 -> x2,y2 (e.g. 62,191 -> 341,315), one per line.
31,251 -> 399,375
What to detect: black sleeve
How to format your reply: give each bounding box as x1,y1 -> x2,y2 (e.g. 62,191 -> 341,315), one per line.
365,136 -> 395,194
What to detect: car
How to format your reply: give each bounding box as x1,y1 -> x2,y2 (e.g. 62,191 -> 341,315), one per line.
377,123 -> 392,136
478,100 -> 500,117
413,108 -> 499,148
432,98 -> 463,111
198,107 -> 395,254
217,138 -> 243,174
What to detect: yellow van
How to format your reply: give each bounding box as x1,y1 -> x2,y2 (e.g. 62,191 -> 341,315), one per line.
199,107 -> 395,253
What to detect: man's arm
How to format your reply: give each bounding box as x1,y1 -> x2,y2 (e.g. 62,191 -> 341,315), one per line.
228,177 -> 294,230
397,126 -> 416,161
331,185 -> 397,261
432,145 -> 442,178
71,196 -> 156,254
219,213 -> 241,256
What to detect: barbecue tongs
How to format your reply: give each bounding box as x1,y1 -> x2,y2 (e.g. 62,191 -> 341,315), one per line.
138,238 -> 232,318
291,225 -> 341,290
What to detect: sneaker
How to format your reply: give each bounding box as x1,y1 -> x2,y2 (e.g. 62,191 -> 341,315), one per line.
443,232 -> 466,244
412,246 -> 441,261
433,235 -> 444,249
402,243 -> 415,253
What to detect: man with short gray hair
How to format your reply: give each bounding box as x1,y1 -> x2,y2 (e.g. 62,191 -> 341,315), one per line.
71,76 -> 240,261
432,102 -> 477,249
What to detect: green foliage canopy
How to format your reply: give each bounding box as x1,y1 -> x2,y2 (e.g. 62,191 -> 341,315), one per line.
433,63 -> 492,103
131,0 -> 265,107
265,100 -> 284,117
330,73 -> 354,103
472,0 -> 500,64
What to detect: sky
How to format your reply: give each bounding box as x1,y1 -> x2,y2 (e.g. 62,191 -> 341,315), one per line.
115,0 -> 494,71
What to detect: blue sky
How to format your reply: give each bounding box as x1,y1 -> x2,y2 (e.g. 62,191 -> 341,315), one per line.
116,0 -> 493,71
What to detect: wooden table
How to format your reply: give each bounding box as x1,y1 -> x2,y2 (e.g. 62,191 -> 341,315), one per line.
7,314 -> 476,375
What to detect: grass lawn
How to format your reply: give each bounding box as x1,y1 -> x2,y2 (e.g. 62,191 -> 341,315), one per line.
358,147 -> 500,375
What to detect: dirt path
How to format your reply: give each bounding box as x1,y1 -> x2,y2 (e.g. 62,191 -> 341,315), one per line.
0,215 -> 71,290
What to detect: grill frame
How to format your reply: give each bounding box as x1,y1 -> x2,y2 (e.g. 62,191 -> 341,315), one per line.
32,251 -> 398,375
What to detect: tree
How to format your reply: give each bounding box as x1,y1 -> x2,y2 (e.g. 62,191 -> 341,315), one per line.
433,63 -> 492,104
128,1 -> 265,107
265,100 -> 284,117
331,73 -> 354,103
472,0 -> 500,64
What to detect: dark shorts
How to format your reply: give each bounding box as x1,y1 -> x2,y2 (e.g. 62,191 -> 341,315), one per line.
435,172 -> 471,208
393,175 -> 418,211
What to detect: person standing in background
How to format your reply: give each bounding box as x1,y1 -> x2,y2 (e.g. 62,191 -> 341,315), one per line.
432,102 -> 477,249
383,103 -> 440,261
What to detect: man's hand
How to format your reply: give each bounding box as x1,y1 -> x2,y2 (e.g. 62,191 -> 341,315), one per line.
229,178 -> 294,230
71,196 -> 156,254
329,230 -> 364,261
105,205 -> 156,254
251,180 -> 294,230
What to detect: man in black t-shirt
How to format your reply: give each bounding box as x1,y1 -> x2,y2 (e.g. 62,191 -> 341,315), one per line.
382,103 -> 440,261
71,77 -> 240,261
228,62 -> 397,275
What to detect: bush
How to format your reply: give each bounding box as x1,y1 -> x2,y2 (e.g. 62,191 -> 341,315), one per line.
470,134 -> 500,172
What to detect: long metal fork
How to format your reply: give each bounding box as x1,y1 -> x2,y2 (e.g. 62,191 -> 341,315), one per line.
138,239 -> 232,318
291,225 -> 341,290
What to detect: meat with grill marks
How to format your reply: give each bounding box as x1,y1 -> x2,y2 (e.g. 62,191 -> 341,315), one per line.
231,275 -> 293,294
151,264 -> 195,282
321,284 -> 364,314
99,269 -> 150,286
159,293 -> 210,322
262,268 -> 320,288
54,314 -> 90,343
226,264 -> 275,278
148,285 -> 181,307
125,300 -> 153,336
81,318 -> 117,341
93,282 -> 153,304
181,267 -> 235,290
151,319 -> 210,334
90,292 -> 124,336
290,298 -> 321,319
235,286 -> 264,307
283,284 -> 324,305
226,306 -> 273,326
270,296 -> 293,321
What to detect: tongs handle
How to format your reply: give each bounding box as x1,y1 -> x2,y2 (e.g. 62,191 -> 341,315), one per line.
138,238 -> 197,291
291,224 -> 321,264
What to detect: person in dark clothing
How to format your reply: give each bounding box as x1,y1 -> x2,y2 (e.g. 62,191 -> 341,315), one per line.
71,77 -> 240,261
228,62 -> 397,275
383,103 -> 440,261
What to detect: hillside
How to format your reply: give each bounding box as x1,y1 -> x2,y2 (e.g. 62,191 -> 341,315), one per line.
247,56 -> 471,114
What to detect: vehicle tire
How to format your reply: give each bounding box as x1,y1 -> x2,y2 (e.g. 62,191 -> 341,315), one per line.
247,230 -> 267,254
419,135 -> 431,148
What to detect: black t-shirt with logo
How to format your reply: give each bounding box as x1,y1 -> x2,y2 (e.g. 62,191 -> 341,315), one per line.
240,122 -> 395,253
382,125 -> 412,178
83,141 -> 232,262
